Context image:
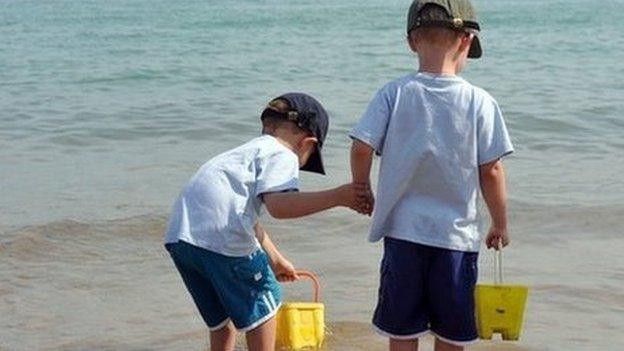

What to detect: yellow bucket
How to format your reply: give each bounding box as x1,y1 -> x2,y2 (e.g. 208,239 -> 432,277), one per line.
475,249 -> 528,341
275,271 -> 325,350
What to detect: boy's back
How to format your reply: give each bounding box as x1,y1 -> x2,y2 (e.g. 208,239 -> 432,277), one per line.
350,1 -> 514,349
351,72 -> 512,251
165,134 -> 299,256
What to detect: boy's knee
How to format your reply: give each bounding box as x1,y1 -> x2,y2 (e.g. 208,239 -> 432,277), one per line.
389,338 -> 418,351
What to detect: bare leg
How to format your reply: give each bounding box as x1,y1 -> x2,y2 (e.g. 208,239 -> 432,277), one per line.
210,321 -> 236,351
389,338 -> 418,351
434,337 -> 463,351
245,317 -> 276,351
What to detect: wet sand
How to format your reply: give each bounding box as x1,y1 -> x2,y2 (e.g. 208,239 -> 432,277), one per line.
75,321 -> 533,351
2,206 -> 623,350
324,322 -> 534,351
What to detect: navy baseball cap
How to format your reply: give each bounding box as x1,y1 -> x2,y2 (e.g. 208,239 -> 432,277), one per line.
261,93 -> 329,175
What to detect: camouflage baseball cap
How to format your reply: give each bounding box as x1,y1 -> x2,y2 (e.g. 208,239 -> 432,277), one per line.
407,0 -> 482,58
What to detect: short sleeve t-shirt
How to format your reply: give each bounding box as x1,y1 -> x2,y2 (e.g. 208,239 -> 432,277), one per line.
164,135 -> 299,256
350,72 -> 513,252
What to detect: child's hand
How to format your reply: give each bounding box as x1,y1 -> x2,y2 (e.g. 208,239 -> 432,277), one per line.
337,183 -> 372,215
354,182 -> 374,216
270,256 -> 299,283
485,226 -> 510,250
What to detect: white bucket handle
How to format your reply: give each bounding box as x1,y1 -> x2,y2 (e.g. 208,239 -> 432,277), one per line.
495,241 -> 503,285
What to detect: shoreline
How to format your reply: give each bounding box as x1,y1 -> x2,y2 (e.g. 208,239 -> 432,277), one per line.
2,209 -> 623,349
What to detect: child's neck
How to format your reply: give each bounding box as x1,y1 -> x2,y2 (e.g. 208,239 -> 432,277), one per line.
417,51 -> 461,76
265,131 -> 297,153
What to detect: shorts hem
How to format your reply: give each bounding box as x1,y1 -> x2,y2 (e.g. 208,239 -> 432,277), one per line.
208,318 -> 231,331
431,331 -> 479,346
237,303 -> 282,333
372,324 -> 430,340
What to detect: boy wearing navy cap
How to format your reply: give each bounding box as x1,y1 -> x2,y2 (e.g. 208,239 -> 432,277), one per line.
350,0 -> 514,350
165,93 -> 362,351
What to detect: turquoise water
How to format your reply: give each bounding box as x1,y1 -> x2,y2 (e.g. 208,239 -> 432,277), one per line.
1,1 -> 624,350
2,0 -> 623,227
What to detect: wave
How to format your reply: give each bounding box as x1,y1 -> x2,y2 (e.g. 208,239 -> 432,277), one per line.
0,215 -> 167,260
2,201 -> 623,258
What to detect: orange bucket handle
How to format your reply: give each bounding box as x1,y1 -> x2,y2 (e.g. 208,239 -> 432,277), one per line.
295,270 -> 321,303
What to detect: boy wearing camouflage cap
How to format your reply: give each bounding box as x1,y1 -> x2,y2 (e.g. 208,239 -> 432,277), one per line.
350,1 -> 514,350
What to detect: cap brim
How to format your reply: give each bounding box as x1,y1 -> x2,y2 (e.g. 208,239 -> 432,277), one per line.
468,35 -> 482,59
300,145 -> 325,175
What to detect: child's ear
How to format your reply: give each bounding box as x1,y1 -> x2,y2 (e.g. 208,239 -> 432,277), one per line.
406,34 -> 418,53
296,136 -> 317,154
302,136 -> 318,149
459,33 -> 473,53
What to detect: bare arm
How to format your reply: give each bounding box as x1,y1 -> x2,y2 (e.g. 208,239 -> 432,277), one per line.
350,139 -> 374,185
350,140 -> 375,215
262,185 -> 357,219
254,222 -> 281,264
479,160 -> 509,249
254,223 -> 297,282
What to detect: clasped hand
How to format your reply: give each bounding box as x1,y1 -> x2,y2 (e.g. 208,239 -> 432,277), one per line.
338,182 -> 375,216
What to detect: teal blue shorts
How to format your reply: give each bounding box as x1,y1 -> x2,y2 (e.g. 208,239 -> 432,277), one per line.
165,240 -> 281,332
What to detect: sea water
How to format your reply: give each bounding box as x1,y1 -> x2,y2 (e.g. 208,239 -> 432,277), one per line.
1,0 -> 623,350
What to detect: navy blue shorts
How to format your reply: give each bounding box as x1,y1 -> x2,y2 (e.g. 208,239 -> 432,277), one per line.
166,241 -> 281,332
373,237 -> 479,346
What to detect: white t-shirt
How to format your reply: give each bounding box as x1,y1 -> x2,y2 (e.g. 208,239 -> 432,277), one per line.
164,135 -> 299,256
350,72 -> 513,252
